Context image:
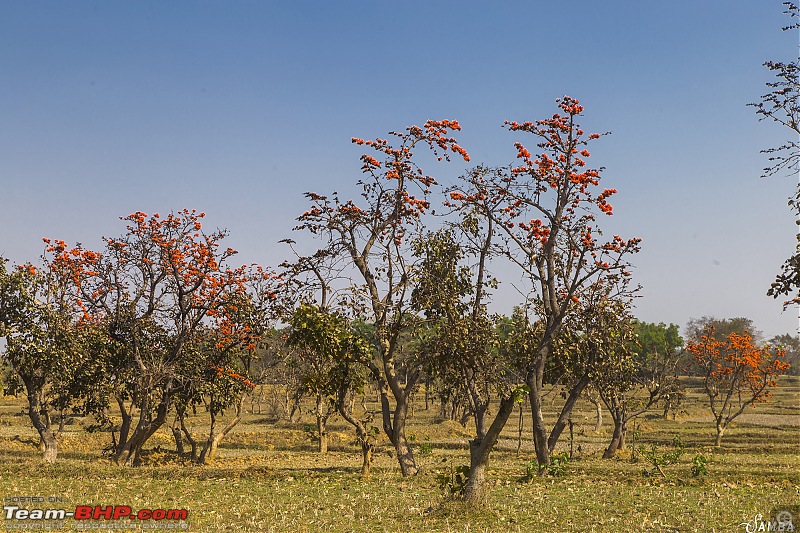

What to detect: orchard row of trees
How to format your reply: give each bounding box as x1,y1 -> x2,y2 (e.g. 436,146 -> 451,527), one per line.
0,97 -> 793,505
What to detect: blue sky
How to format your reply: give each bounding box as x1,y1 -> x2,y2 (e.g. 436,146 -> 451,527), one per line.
0,1 -> 797,339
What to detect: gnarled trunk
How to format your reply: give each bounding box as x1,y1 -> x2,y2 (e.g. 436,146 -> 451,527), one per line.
23,378 -> 58,463
114,390 -> 170,466
463,396 -> 515,505
390,400 -> 417,476
199,396 -> 245,464
372,359 -> 418,477
603,410 -> 627,458
714,422 -> 725,447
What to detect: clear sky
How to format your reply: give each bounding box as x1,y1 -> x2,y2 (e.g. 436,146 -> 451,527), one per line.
0,1 -> 797,339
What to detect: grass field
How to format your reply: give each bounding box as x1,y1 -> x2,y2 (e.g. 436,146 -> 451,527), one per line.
1,377 -> 798,532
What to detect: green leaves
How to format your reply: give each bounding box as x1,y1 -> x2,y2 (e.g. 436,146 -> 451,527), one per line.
287,304 -> 372,403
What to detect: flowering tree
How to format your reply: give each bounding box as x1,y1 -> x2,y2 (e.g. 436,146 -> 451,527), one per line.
448,98 -> 641,467
0,260 -> 72,461
686,327 -> 790,446
0,240 -> 104,462
294,121 -> 469,476
751,2 -> 800,307
185,268 -> 281,464
73,210 -> 255,466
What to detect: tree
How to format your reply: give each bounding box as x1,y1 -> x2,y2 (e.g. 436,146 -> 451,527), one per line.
287,304 -> 345,454
72,210 -> 256,466
186,270 -> 281,464
294,120 -> 469,476
593,318 -> 684,458
448,97 -> 641,467
686,326 -> 790,446
685,316 -> 762,346
0,244 -> 101,462
751,2 -> 800,307
287,303 -> 374,469
412,225 -> 521,504
633,322 -> 685,418
0,258 -> 80,463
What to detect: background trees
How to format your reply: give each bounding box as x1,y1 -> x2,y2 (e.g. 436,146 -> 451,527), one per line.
632,322 -> 685,418
768,333 -> 800,375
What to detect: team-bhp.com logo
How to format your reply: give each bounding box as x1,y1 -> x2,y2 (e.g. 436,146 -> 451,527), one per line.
4,504 -> 188,524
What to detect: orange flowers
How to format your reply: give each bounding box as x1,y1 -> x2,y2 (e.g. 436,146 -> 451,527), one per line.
208,364 -> 256,388
687,329 -> 790,402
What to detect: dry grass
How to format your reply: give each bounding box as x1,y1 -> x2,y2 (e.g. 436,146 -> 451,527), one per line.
0,376 -> 798,532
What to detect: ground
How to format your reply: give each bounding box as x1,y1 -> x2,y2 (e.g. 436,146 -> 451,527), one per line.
0,377 -> 797,532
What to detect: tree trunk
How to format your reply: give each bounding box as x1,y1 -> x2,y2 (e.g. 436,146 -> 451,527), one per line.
547,374 -> 590,452
527,370 -> 550,468
171,417 -> 185,456
31,408 -> 57,463
315,394 -> 329,454
714,423 -> 725,447
288,387 -> 303,423
179,411 -> 197,461
114,392 -> 170,466
372,360 -> 418,477
57,410 -> 67,434
593,398 -> 603,432
317,414 -> 328,454
116,395 -> 132,454
463,396 -> 515,505
22,377 -> 58,463
200,397 -> 245,464
336,382 -> 374,479
360,438 -> 374,478
391,401 -> 417,476
603,414 -> 626,459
